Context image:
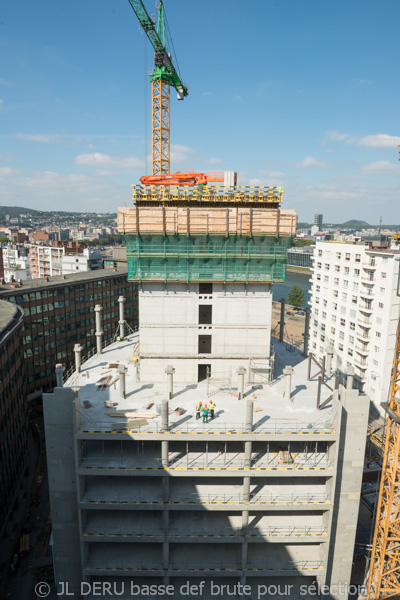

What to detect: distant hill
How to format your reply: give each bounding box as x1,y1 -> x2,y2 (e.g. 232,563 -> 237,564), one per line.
342,219 -> 370,228
0,206 -> 44,219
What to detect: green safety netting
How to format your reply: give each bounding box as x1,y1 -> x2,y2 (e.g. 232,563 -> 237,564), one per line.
123,234 -> 291,283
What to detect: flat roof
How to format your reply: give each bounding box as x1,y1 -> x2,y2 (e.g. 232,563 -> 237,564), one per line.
0,300 -> 23,343
65,335 -> 336,434
0,267 -> 129,296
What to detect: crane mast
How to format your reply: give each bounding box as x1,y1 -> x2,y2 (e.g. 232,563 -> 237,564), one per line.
127,0 -> 188,176
366,311 -> 400,598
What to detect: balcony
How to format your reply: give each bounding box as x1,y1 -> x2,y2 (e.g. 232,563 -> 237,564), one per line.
363,261 -> 376,269
355,343 -> 369,355
354,354 -> 368,368
360,287 -> 373,298
357,315 -> 372,327
359,302 -> 373,314
356,330 -> 370,341
361,275 -> 375,284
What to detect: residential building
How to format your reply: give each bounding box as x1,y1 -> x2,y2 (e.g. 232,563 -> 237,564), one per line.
1,245 -> 30,283
0,268 -> 138,397
287,246 -> 315,269
0,300 -> 29,538
62,248 -> 103,274
308,240 -> 400,412
28,244 -> 64,278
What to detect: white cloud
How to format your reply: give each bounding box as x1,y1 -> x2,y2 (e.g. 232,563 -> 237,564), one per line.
170,144 -> 196,164
0,167 -> 18,177
0,78 -> 11,85
298,156 -> 331,169
207,158 -> 222,165
234,94 -> 244,103
201,91 -> 212,97
361,161 -> 400,174
0,98 -> 4,106
75,152 -> 144,169
324,130 -> 350,143
268,171 -> 286,178
15,132 -> 58,143
358,134 -> 400,148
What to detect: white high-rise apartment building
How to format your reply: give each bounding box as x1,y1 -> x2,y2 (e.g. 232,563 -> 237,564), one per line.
309,241 -> 400,412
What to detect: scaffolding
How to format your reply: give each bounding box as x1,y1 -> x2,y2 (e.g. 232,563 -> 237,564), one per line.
123,234 -> 291,283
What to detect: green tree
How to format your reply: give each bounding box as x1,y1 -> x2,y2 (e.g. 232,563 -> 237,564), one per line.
288,285 -> 305,308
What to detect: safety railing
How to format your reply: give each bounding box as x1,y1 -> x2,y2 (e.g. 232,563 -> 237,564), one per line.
85,559 -> 324,572
82,526 -> 327,537
79,454 -> 333,471
80,491 -> 330,505
77,418 -> 336,435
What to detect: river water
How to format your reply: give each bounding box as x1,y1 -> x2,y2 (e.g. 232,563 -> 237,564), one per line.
273,270 -> 311,306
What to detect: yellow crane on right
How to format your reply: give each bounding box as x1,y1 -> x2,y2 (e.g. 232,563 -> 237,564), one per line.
366,311 -> 400,598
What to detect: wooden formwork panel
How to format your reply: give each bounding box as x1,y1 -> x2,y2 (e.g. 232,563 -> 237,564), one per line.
118,207 -> 297,237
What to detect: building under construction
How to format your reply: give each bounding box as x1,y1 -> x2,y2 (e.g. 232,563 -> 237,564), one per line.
43,183 -> 370,599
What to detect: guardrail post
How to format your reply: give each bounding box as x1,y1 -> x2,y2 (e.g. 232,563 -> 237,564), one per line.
95,305 -> 103,355
118,296 -> 125,340
55,363 -> 64,387
74,343 -> 82,373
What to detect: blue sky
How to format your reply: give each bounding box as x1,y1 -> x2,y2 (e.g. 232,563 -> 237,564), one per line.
0,0 -> 399,223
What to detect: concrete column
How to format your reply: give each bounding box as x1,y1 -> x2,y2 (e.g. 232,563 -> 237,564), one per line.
303,307 -> 310,356
55,364 -> 64,388
279,298 -> 285,342
118,296 -> 125,340
74,344 -> 82,374
161,400 -> 169,432
118,364 -> 128,399
242,476 -> 250,503
237,366 -> 246,400
325,345 -> 334,377
245,401 -> 253,433
244,441 -> 252,468
283,365 -> 294,401
346,366 -> 355,390
165,365 -> 175,400
161,441 -> 169,468
94,305 -> 103,355
241,541 -> 248,570
163,541 -> 169,569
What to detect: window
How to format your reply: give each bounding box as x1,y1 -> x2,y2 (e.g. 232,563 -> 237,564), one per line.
314,308 -> 319,316
340,306 -> 346,315
378,302 -> 384,308
352,295 -> 358,304
317,274 -> 321,281
320,334 -> 325,342
376,332 -> 381,338
331,327 -> 336,334
333,303 -> 337,311
349,335 -> 354,344
374,346 -> 379,352
334,278 -> 339,286
355,254 -> 361,262
336,252 -> 341,260
354,269 -> 360,277
324,276 -> 329,283
344,266 -> 350,274
338,343 -> 344,351
313,331 -> 317,338
321,323 -> 326,332
345,253 -> 350,261
340,318 -> 346,326
323,299 -> 327,307
332,315 -> 337,323
349,322 -> 355,330
352,283 -> 359,291
376,317 -> 382,325
373,359 -> 378,367
339,331 -> 344,340
316,285 -> 320,292
318,249 -> 323,257
381,272 -> 387,279
325,264 -> 330,271
333,290 -> 339,298
314,320 -> 318,327
322,311 -> 327,319
317,262 -> 322,269
342,293 -> 348,301
335,265 -> 340,272
348,348 -> 353,356
380,287 -> 385,294
343,280 -> 349,288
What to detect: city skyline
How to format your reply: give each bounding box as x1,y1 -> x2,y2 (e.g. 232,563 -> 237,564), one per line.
0,0 -> 399,220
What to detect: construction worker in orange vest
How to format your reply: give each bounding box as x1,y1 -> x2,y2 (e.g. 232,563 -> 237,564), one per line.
209,400 -> 215,420
203,404 -> 209,424
196,401 -> 203,420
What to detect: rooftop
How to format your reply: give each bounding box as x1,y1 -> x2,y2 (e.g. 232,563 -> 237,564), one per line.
65,334 -> 336,435
0,299 -> 23,343
0,267 -> 128,295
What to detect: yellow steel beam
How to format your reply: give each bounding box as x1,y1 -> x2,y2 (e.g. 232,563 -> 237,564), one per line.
152,78 -> 170,176
367,313 -> 400,599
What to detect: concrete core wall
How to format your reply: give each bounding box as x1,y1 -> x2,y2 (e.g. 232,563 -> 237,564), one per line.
139,282 -> 272,384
